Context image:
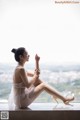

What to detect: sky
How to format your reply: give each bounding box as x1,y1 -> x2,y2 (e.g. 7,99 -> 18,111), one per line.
0,0 -> 80,65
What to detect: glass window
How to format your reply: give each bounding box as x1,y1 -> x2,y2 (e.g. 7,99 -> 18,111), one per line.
0,63 -> 80,103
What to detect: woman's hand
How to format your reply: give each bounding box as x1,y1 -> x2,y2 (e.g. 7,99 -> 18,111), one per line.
33,72 -> 39,80
35,54 -> 40,75
34,69 -> 40,75
35,54 -> 40,62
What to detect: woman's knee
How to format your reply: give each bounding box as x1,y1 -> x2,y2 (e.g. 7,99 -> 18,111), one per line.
34,79 -> 43,86
39,82 -> 46,89
38,79 -> 43,84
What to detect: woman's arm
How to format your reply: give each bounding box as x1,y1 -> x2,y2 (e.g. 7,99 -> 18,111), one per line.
19,68 -> 39,88
27,54 -> 40,77
27,72 -> 34,77
19,68 -> 31,88
35,54 -> 40,75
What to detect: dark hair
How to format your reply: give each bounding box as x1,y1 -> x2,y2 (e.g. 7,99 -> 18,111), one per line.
11,47 -> 25,62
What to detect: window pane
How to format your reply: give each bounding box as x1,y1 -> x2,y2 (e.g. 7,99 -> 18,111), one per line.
0,63 -> 80,103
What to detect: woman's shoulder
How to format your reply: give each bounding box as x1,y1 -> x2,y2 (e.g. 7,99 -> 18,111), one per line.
15,66 -> 25,74
16,66 -> 24,70
17,66 -> 26,75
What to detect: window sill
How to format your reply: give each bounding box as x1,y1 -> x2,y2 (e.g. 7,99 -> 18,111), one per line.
0,101 -> 80,111
0,102 -> 80,120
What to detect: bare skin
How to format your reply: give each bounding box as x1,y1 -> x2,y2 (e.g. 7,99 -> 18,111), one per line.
13,50 -> 74,105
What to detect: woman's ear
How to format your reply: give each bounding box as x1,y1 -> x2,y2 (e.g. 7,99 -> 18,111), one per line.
19,55 -> 23,60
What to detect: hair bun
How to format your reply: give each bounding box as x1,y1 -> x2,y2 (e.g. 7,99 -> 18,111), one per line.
11,48 -> 17,53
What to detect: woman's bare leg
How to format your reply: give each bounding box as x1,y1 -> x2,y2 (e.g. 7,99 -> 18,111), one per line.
31,79 -> 74,104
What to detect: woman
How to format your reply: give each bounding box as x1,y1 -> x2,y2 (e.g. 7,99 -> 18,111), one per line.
9,47 -> 74,109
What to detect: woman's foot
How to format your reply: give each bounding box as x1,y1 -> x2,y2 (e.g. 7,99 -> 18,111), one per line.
52,94 -> 74,105
63,95 -> 74,105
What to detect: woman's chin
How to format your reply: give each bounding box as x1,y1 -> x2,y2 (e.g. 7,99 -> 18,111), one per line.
27,59 -> 29,61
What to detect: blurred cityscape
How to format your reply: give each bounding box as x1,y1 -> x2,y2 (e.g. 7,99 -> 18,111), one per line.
0,63 -> 80,103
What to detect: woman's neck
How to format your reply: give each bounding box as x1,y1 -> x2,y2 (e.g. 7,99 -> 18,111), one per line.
18,61 -> 25,67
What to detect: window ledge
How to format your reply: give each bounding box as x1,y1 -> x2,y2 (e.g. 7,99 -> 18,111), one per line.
0,101 -> 80,110
0,102 -> 80,120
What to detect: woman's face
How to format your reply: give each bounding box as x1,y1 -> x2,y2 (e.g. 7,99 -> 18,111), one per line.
23,50 -> 30,62
20,50 -> 30,62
